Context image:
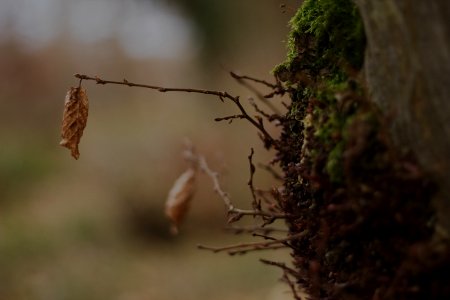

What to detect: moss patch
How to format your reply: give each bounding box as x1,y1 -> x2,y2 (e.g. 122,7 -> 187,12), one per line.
273,0 -> 365,84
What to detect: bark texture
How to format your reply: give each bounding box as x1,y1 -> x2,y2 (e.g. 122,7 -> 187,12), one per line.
355,0 -> 450,234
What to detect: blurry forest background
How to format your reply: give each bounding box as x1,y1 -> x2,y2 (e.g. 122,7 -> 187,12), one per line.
0,0 -> 300,299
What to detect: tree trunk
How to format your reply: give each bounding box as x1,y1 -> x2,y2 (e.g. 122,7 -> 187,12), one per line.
274,0 -> 450,298
355,0 -> 450,236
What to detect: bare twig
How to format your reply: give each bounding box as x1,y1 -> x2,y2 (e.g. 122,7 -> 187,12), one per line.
260,258 -> 306,300
198,231 -> 306,255
229,71 -> 281,115
183,145 -> 289,223
230,71 -> 278,89
214,114 -> 245,123
254,189 -> 282,213
74,73 -> 276,148
252,233 -> 280,241
215,97 -> 275,148
282,271 -> 304,300
247,148 -> 260,210
249,98 -> 274,120
281,101 -> 290,110
75,73 -> 234,99
224,225 -> 288,235
264,88 -> 288,99
259,258 -> 301,278
198,243 -> 287,256
228,72 -> 289,100
197,155 -> 288,222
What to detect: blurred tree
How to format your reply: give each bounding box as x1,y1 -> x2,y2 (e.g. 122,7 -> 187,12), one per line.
150,0 -> 234,64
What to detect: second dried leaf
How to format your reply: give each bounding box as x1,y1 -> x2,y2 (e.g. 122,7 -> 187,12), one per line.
165,168 -> 196,234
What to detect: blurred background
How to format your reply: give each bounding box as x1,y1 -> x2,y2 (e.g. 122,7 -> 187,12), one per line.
0,0 -> 300,299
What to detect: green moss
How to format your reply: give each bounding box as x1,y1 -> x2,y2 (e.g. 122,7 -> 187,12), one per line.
311,103 -> 349,182
274,0 -> 365,81
297,0 -> 365,66
326,141 -> 345,183
277,0 -> 367,184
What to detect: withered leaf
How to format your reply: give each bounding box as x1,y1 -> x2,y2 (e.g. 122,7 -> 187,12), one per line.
60,87 -> 89,159
165,168 -> 196,234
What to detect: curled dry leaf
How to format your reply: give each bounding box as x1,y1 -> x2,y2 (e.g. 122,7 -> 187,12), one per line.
60,87 -> 89,159
165,168 -> 196,234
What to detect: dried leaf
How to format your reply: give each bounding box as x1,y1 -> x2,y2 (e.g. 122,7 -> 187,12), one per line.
60,87 -> 89,159
165,168 -> 196,234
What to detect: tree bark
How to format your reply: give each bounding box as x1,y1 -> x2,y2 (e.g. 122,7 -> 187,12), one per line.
355,0 -> 450,234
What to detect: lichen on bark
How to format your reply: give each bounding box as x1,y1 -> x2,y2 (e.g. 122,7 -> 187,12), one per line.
274,0 -> 450,299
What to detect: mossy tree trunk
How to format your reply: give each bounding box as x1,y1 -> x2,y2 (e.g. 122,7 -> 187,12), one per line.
274,0 -> 449,299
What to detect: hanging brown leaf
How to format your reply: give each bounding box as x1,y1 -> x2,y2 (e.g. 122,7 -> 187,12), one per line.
60,86 -> 89,160
165,168 -> 196,234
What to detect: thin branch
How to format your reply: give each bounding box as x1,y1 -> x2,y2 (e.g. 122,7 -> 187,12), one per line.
74,73 -> 276,147
196,156 -> 232,212
259,258 -> 301,278
183,145 -> 289,223
75,74 -> 235,100
198,243 -> 287,256
228,72 -> 290,100
260,258 -> 307,300
230,71 -> 278,89
194,161 -> 284,221
252,233 -> 280,241
254,189 -> 281,213
229,71 -> 281,115
264,88 -> 289,99
282,271 -> 304,300
247,148 -> 260,210
198,231 -> 306,255
224,225 -> 288,235
222,97 -> 275,148
281,101 -> 290,110
214,114 -> 245,123
228,244 -> 287,256
249,98 -> 274,121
